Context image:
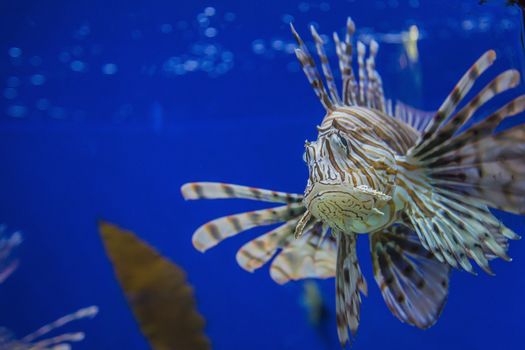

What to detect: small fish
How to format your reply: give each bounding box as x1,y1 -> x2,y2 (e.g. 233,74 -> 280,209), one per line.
301,280 -> 328,327
182,18 -> 524,346
377,25 -> 420,64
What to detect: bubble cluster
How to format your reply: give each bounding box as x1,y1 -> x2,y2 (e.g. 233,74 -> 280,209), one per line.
159,6 -> 236,78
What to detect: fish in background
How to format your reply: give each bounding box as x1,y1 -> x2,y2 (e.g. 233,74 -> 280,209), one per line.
182,16 -> 525,347
0,306 -> 98,350
377,25 -> 424,108
300,280 -> 328,327
0,226 -> 22,284
0,226 -> 98,350
378,24 -> 420,64
99,221 -> 210,350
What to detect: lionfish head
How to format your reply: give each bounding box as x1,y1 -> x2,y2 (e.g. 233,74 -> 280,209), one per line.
302,119 -> 397,232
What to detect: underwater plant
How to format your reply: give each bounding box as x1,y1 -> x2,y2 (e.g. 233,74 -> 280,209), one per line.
99,221 -> 210,350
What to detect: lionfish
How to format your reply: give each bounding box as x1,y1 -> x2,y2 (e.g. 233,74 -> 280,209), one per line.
182,18 -> 524,346
0,306 -> 98,350
0,226 -> 22,284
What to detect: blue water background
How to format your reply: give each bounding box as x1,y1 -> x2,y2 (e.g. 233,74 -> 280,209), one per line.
0,1 -> 524,349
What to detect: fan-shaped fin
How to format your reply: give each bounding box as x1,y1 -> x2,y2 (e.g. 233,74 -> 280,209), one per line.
370,225 -> 449,329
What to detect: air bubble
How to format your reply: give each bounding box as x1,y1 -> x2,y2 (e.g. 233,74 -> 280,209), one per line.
183,60 -> 199,72
204,44 -> 218,56
272,39 -> 284,51
221,51 -> 234,62
70,60 -> 86,72
30,74 -> 46,86
197,14 -> 210,27
102,63 -> 118,75
285,43 -> 296,54
252,40 -> 266,54
462,19 -> 475,31
204,27 -> 217,38
75,24 -> 91,38
282,14 -> 294,24
8,47 -> 22,58
204,7 -> 216,16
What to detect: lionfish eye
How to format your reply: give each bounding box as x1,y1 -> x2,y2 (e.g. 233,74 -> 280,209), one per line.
339,136 -> 348,148
335,134 -> 349,153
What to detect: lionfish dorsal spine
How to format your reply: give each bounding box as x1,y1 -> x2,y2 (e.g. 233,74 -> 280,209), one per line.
410,50 -> 497,158
291,17 -> 387,114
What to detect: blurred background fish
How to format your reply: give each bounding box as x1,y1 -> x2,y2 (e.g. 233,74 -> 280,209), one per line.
0,306 -> 98,350
0,227 -> 97,350
0,226 -> 22,284
300,280 -> 328,326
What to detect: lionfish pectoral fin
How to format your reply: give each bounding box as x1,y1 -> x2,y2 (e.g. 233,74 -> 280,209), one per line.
370,224 -> 449,329
397,50 -> 523,274
181,182 -> 305,252
334,231 -> 367,347
270,221 -> 337,284
182,182 -> 338,284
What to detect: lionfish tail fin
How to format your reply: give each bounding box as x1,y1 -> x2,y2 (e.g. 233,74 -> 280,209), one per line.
399,50 -> 523,273
182,182 -> 336,283
292,18 -> 387,113
370,225 -> 449,329
335,232 -> 367,347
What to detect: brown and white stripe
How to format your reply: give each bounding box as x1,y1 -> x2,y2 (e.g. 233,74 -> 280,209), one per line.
370,225 -> 449,329
410,50 -> 497,157
181,182 -> 303,204
191,204 -> 305,252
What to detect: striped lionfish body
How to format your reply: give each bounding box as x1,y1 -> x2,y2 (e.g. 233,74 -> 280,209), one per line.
182,18 -> 524,347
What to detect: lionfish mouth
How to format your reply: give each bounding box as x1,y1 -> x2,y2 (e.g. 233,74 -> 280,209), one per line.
304,183 -> 391,232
